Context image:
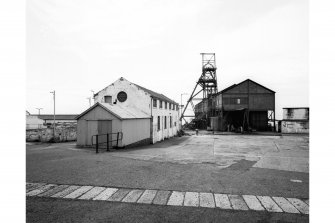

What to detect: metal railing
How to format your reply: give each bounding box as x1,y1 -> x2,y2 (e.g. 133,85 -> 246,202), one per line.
91,132 -> 123,153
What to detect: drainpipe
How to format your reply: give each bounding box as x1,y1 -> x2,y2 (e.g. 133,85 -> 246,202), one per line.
150,97 -> 153,143
151,97 -> 153,117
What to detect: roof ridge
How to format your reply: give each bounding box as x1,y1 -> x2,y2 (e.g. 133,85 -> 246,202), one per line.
133,83 -> 178,104
94,77 -> 178,105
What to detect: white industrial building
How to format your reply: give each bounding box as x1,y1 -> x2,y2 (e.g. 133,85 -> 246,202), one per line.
281,107 -> 309,133
26,112 -> 45,130
76,77 -> 180,147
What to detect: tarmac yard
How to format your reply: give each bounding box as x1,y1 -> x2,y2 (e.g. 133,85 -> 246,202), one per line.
26,133 -> 309,222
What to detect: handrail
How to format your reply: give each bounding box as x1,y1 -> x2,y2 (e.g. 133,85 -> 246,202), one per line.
91,132 -> 123,153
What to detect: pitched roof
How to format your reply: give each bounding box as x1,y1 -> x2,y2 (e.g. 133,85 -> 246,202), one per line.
94,77 -> 178,105
38,115 -> 78,120
133,83 -> 178,105
217,79 -> 275,94
76,102 -> 151,120
218,84 -> 237,94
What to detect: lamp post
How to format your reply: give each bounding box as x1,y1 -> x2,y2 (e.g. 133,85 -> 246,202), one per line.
180,93 -> 188,128
50,90 -> 55,139
91,90 -> 95,104
35,108 -> 43,115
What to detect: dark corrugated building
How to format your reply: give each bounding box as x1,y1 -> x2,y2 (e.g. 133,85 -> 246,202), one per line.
195,79 -> 275,132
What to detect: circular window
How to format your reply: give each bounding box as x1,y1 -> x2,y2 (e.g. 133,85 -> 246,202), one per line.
117,91 -> 127,102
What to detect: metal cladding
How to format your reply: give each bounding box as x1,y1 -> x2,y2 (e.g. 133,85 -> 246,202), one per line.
180,53 -> 276,131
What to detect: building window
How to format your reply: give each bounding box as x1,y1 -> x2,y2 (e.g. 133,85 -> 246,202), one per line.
117,91 -> 127,102
170,116 -> 172,128
165,102 -> 167,109
164,116 -> 167,129
176,105 -> 179,111
157,116 -> 160,131
104,95 -> 112,103
237,98 -> 241,104
153,99 -> 157,108
169,103 -> 171,110
159,100 -> 162,109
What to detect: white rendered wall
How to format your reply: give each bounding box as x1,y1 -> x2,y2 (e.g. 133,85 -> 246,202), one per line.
94,78 -> 180,144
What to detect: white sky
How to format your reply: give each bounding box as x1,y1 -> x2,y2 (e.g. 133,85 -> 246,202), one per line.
26,0 -> 308,119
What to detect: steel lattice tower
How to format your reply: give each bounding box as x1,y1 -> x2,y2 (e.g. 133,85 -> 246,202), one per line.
180,53 -> 218,124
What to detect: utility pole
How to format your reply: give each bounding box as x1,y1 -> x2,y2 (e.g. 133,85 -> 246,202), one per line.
87,97 -> 91,107
35,108 -> 43,115
50,90 -> 55,139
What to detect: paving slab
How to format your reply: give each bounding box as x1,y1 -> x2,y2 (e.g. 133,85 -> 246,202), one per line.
26,181 -> 309,216
184,192 -> 199,207
257,196 -> 283,213
26,184 -> 57,196
287,198 -> 309,214
64,186 -> 93,199
152,190 -> 171,205
78,187 -> 106,200
38,185 -> 70,197
228,195 -> 249,211
93,188 -> 118,201
26,183 -> 46,192
272,197 -> 300,214
167,191 -> 185,206
214,194 -> 232,209
51,185 -> 81,198
26,183 -> 39,191
242,195 -> 265,211
108,189 -> 131,202
199,192 -> 215,208
137,190 -> 157,204
122,190 -> 144,203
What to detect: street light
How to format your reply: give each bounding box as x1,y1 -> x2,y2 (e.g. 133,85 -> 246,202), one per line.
180,93 -> 188,128
91,90 -> 95,103
50,90 -> 55,139
35,108 -> 43,115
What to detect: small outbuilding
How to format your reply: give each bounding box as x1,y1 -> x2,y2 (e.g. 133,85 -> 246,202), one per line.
281,107 -> 309,133
76,102 -> 151,148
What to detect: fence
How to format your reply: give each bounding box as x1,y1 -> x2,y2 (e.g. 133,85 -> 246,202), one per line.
91,132 -> 123,153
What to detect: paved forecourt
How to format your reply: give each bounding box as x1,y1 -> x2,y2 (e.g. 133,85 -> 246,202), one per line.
26,182 -> 309,215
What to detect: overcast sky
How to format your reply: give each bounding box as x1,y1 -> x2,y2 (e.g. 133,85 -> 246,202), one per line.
26,0 -> 308,119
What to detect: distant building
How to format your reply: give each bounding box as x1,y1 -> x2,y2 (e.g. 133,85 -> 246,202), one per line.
38,115 -> 77,125
194,79 -> 275,132
26,111 -> 45,130
76,77 -> 180,148
281,107 -> 309,133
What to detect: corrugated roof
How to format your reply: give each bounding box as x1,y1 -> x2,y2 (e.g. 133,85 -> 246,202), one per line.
100,103 -> 150,119
76,102 -> 151,120
38,115 -> 78,120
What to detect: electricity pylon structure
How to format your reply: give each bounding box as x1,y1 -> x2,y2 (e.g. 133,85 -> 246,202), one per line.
180,53 -> 218,124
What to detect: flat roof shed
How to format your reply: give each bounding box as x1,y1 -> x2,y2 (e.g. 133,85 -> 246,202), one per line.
76,102 -> 151,148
